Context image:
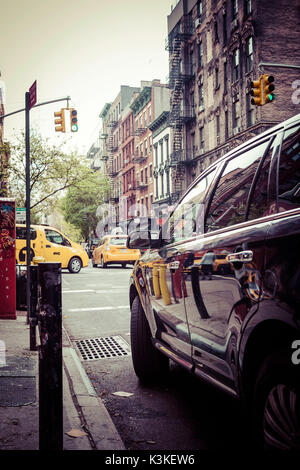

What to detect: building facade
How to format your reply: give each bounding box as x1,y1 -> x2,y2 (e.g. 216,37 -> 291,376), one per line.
167,0 -> 300,201
0,75 -> 9,197
149,111 -> 172,208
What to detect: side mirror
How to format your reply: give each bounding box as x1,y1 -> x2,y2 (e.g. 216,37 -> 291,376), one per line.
127,231 -> 151,249
127,230 -> 161,250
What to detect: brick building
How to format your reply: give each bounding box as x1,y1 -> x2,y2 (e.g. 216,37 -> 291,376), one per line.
167,0 -> 300,201
0,74 -> 9,197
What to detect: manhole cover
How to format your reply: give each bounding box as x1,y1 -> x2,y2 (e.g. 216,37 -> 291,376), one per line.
75,336 -> 131,361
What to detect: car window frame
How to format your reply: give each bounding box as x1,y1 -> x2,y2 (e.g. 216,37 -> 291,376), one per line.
274,123 -> 300,214
204,135 -> 275,233
160,164 -> 220,247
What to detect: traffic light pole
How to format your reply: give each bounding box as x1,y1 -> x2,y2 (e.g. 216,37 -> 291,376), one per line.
0,94 -> 71,351
25,92 -> 31,330
258,62 -> 300,72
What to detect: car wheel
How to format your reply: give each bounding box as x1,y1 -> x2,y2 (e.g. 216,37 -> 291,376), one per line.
130,296 -> 169,384
253,351 -> 300,450
68,257 -> 82,274
92,258 -> 98,268
101,256 -> 107,269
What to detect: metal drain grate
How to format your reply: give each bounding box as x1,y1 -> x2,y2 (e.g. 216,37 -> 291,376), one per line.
75,336 -> 131,361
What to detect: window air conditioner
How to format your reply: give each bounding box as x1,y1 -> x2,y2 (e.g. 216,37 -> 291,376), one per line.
233,127 -> 240,135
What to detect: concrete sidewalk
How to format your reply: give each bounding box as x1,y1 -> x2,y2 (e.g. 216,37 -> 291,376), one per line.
0,314 -> 125,451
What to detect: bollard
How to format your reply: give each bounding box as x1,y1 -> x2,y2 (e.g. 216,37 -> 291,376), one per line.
37,262 -> 62,451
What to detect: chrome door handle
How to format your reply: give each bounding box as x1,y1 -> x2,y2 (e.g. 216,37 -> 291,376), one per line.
226,250 -> 253,263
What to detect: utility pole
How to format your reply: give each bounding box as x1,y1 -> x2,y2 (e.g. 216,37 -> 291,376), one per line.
25,91 -> 31,329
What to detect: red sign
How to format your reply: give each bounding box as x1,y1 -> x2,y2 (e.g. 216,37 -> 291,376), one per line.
0,200 -> 16,319
29,80 -> 37,109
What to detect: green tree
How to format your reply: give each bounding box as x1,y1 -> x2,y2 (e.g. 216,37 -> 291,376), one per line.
7,130 -> 97,220
60,170 -> 109,241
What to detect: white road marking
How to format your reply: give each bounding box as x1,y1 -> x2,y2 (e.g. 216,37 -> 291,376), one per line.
68,306 -> 130,312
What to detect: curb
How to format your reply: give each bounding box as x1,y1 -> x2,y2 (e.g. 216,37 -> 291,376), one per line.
62,327 -> 125,451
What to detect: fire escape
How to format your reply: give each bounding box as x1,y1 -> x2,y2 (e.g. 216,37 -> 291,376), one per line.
106,119 -> 118,202
166,17 -> 194,203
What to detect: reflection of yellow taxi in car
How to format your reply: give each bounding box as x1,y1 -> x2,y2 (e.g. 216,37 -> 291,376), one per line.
92,235 -> 141,269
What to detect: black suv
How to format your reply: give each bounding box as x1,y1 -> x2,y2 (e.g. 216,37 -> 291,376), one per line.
128,114 -> 300,450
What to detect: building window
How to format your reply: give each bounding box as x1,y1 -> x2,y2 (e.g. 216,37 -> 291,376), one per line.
154,144 -> 158,166
214,20 -> 219,42
215,67 -> 220,89
165,137 -> 169,160
198,41 -> 203,68
199,82 -> 204,108
197,0 -> 203,18
232,48 -> 239,82
160,141 -> 164,163
216,114 -> 220,137
223,12 -> 227,43
166,170 -> 170,196
225,110 -> 229,140
141,169 -> 143,183
155,176 -> 158,198
161,173 -> 164,197
246,93 -> 255,127
190,49 -> 195,75
246,36 -> 253,73
232,0 -> 238,19
232,98 -> 240,130
200,127 -> 204,151
224,62 -> 228,93
149,164 -> 153,179
245,0 -> 252,16
145,167 -> 148,184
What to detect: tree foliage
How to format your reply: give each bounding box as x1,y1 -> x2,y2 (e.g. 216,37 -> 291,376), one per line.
60,170 -> 110,241
7,130 -> 101,220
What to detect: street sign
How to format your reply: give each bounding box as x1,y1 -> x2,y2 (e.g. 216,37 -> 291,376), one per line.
29,80 -> 37,109
16,207 -> 26,222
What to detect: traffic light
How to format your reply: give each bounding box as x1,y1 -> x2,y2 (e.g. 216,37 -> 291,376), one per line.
70,108 -> 78,132
250,77 -> 263,106
262,74 -> 275,103
54,109 -> 66,132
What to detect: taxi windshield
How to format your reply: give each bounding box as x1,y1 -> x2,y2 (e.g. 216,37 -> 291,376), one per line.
109,237 -> 127,246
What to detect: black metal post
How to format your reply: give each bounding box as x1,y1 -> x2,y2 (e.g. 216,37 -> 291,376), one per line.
29,265 -> 38,351
25,91 -> 31,326
38,262 -> 63,451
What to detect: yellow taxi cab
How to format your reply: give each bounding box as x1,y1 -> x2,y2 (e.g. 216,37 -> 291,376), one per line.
16,224 -> 89,273
92,234 -> 140,268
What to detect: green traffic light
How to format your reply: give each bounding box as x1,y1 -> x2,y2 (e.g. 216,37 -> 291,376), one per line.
71,124 -> 78,132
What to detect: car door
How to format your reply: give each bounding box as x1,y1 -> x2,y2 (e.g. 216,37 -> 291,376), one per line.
183,135 -> 277,393
43,228 -> 72,267
263,123 -> 300,326
141,167 -> 219,363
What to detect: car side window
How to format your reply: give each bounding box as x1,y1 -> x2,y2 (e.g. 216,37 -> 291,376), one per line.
16,227 -> 37,240
276,125 -> 300,212
45,229 -> 64,245
205,140 -> 270,232
247,137 -> 276,221
164,167 -> 218,244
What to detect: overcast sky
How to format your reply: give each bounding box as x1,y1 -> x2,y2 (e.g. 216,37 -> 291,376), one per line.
1,0 -> 173,154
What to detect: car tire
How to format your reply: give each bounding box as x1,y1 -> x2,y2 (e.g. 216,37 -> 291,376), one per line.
130,296 -> 169,384
92,258 -> 98,268
101,256 -> 107,269
68,257 -> 82,274
253,350 -> 300,451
